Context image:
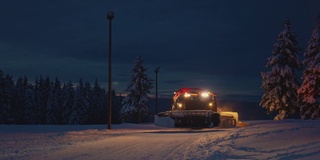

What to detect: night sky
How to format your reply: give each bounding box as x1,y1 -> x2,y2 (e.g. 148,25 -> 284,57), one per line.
1,0 -> 320,101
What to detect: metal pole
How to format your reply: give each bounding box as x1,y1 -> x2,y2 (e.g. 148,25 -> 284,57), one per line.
154,67 -> 160,114
107,11 -> 114,130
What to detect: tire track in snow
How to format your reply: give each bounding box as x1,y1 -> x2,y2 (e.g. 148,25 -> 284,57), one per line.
186,122 -> 320,160
184,127 -> 260,159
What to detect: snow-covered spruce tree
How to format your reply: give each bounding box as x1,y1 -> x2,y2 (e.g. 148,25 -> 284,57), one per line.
298,16 -> 320,119
121,56 -> 153,123
0,71 -> 14,124
11,76 -> 29,124
46,78 -> 62,124
88,79 -> 105,124
260,20 -> 302,120
24,84 -> 38,124
38,76 -> 51,124
61,81 -> 75,124
32,77 -> 42,124
69,79 -> 89,124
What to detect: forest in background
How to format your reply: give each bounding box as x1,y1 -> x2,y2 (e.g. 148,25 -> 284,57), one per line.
0,70 -> 123,125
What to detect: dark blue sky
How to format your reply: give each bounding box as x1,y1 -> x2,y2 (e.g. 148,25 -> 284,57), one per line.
1,0 -> 320,101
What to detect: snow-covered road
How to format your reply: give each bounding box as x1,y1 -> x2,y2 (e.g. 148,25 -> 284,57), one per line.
48,130 -> 203,160
1,120 -> 319,160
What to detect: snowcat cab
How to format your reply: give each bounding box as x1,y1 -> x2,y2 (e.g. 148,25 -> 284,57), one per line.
172,88 -> 217,112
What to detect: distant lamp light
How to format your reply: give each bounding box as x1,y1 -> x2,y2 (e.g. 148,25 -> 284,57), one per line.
184,93 -> 191,98
107,11 -> 114,20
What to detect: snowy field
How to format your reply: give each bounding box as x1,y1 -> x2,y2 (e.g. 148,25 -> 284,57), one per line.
0,120 -> 319,160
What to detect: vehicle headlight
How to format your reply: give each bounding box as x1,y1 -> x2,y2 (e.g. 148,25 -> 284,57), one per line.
184,93 -> 191,98
201,92 -> 209,98
177,103 -> 182,108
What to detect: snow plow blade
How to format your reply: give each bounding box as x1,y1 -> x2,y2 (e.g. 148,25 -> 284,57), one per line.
219,112 -> 247,127
219,112 -> 238,127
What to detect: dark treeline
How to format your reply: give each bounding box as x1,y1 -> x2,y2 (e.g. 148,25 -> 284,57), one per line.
0,70 -> 122,124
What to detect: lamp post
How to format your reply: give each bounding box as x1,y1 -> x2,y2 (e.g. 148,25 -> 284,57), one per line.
107,11 -> 114,130
154,67 -> 160,114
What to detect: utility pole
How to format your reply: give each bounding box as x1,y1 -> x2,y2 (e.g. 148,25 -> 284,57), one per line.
107,11 -> 114,130
154,67 -> 160,114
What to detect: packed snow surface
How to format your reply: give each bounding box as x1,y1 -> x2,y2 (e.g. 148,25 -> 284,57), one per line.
1,120 -> 319,160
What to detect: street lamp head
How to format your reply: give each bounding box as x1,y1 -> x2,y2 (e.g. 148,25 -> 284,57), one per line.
155,67 -> 160,73
107,11 -> 114,20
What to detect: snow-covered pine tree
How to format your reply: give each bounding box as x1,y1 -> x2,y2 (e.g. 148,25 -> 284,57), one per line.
121,56 -> 153,123
260,19 -> 302,120
46,78 -> 62,124
69,79 -> 89,124
61,81 -> 75,124
11,76 -> 29,124
0,71 -> 14,124
298,16 -> 320,119
84,81 -> 92,106
38,76 -> 51,124
28,77 -> 41,124
88,79 -> 104,124
24,84 -> 38,124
